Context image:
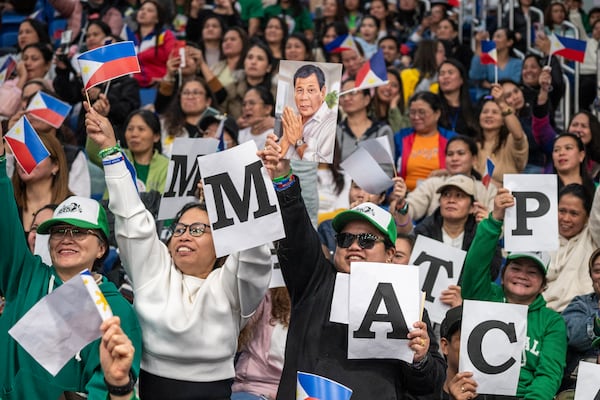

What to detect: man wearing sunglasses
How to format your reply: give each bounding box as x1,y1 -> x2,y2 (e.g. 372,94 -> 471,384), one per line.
260,135 -> 445,400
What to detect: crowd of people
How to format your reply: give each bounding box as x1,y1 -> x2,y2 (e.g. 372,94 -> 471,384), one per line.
2,0 -> 600,398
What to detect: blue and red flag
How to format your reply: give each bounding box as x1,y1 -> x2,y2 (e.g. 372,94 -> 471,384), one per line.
482,158 -> 495,188
549,34 -> 587,63
324,34 -> 359,54
354,49 -> 388,91
0,56 -> 17,83
480,40 -> 497,65
5,116 -> 50,174
26,91 -> 73,129
296,372 -> 353,400
77,41 -> 141,90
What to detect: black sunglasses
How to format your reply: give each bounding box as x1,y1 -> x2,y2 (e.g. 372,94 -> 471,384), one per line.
335,232 -> 385,250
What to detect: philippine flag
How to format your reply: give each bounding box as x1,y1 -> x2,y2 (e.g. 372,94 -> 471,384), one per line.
0,56 -> 17,83
480,40 -> 497,65
324,34 -> 359,54
354,49 -> 388,91
296,372 -> 353,400
5,116 -> 50,174
26,91 -> 73,129
482,158 -> 495,188
77,41 -> 140,90
549,34 -> 587,63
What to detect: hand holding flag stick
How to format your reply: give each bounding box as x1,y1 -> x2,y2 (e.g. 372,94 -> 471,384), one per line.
84,101 -> 118,151
100,316 -> 135,389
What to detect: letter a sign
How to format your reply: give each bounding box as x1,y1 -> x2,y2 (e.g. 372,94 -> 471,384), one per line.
198,141 -> 285,257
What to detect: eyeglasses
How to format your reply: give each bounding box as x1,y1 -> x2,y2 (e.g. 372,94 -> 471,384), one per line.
49,226 -> 102,242
181,90 -> 206,97
408,109 -> 432,118
335,232 -> 385,249
171,222 -> 210,237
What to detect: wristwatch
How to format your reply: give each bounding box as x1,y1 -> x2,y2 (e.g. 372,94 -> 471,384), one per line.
397,201 -> 409,215
104,371 -> 136,396
501,107 -> 514,117
295,138 -> 305,148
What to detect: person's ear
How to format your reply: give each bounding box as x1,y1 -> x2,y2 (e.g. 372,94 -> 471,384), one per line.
440,337 -> 449,356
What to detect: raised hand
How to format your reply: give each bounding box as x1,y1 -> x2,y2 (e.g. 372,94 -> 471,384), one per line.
84,101 -> 117,150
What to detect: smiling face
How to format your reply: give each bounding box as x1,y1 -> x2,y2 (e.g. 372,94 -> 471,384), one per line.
553,135 -> 584,176
436,19 -> 456,41
376,73 -> 400,104
502,259 -> 545,305
168,207 -> 216,278
479,101 -> 503,131
125,114 -> 159,159
492,29 -> 512,52
446,139 -> 476,175
49,224 -> 107,275
18,21 -> 40,50
285,37 -> 308,61
379,38 -> 399,64
502,82 -> 525,111
558,193 -> 588,239
333,219 -> 394,273
22,46 -> 50,81
408,99 -> 440,134
569,113 -> 592,145
294,73 -> 326,121
180,80 -> 210,116
438,62 -> 463,94
522,57 -> 542,87
242,88 -> 272,126
369,0 -> 387,20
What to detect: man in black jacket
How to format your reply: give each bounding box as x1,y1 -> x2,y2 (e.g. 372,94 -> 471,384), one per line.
265,137 -> 445,399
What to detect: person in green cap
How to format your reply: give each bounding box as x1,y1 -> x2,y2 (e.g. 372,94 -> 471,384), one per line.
461,187 -> 567,399
0,136 -> 142,399
258,133 -> 445,400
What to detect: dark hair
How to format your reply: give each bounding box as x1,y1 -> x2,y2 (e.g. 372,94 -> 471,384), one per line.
544,1 -> 567,30
559,183 -> 592,216
445,135 -> 482,180
569,111 -> 600,164
438,58 -> 478,136
125,109 -> 162,153
22,42 -> 53,64
293,64 -> 326,89
359,14 -> 380,31
18,18 -> 51,51
553,133 -> 595,197
223,27 -> 250,70
412,39 -> 442,79
476,97 -> 510,154
439,17 -> 458,32
494,28 -> 517,56
199,14 -> 225,53
285,32 -> 313,61
588,248 -> 600,276
246,40 -> 275,83
342,76 -> 371,97
408,91 -> 442,112
396,232 -> 415,250
378,34 -> 399,49
163,77 -> 215,138
264,15 -> 288,58
372,67 -> 405,118
247,86 -> 275,117
137,0 -> 167,57
87,19 -> 112,40
32,204 -> 58,223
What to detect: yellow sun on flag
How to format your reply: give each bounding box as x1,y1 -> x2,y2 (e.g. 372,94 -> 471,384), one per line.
95,290 -> 109,312
82,65 -> 90,75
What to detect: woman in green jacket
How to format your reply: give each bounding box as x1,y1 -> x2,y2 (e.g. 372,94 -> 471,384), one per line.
0,137 -> 142,399
461,187 -> 567,400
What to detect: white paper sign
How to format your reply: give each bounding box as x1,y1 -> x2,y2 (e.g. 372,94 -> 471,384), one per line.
340,147 -> 394,194
9,272 -> 112,375
574,361 -> 600,399
158,137 -> 219,220
34,233 -> 51,265
330,272 -> 350,324
409,235 -> 466,324
198,141 -> 285,257
348,262 -> 420,363
503,174 -> 558,251
459,300 -> 527,396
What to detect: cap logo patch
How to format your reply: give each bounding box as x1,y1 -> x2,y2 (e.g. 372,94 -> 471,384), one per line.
57,202 -> 83,215
355,205 -> 375,216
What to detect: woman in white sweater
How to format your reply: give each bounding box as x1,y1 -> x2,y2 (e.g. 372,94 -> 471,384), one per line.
85,104 -> 272,400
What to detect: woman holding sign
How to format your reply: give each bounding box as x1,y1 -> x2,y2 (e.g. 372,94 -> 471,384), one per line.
85,103 -> 272,400
461,188 -> 567,399
0,134 -> 142,398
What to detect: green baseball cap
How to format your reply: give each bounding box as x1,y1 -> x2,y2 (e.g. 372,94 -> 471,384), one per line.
332,202 -> 397,245
37,196 -> 109,240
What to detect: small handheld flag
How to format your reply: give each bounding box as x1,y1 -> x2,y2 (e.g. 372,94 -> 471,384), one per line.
480,40 -> 497,65
0,56 -> 17,83
324,34 -> 359,54
26,91 -> 73,129
297,372 -> 353,400
5,116 -> 50,174
351,49 -> 388,92
77,41 -> 141,90
482,158 -> 495,188
549,34 -> 587,63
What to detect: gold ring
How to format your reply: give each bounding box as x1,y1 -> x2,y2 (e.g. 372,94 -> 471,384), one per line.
461,385 -> 465,393
420,338 -> 425,346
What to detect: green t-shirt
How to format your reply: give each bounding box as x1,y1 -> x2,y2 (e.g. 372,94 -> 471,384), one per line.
134,161 -> 150,186
238,0 -> 264,22
263,4 -> 314,33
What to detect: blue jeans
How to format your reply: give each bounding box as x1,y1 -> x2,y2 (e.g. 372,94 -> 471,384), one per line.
231,393 -> 268,400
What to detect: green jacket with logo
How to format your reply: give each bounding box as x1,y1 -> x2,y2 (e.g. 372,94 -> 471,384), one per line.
462,216 -> 567,400
0,159 -> 142,400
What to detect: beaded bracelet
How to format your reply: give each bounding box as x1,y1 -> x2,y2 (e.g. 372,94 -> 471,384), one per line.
274,174 -> 296,192
98,144 -> 122,159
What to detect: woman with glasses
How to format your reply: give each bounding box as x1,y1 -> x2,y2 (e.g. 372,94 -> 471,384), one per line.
161,77 -> 217,157
336,77 -> 395,162
86,103 -> 271,400
0,136 -> 142,398
237,86 -> 275,149
394,91 -> 456,191
473,84 -> 528,187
